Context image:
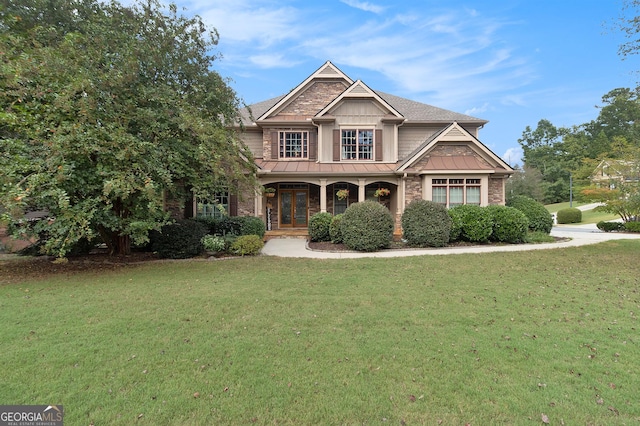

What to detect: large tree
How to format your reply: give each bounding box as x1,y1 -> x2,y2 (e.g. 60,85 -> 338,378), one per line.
1,0 -> 257,256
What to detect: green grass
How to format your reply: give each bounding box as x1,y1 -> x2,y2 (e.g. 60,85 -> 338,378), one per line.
2,242 -> 640,424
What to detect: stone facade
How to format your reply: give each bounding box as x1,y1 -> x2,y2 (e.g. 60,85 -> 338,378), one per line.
280,81 -> 348,117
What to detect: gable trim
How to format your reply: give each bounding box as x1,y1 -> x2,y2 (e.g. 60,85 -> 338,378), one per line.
397,122 -> 513,173
316,80 -> 404,119
257,61 -> 353,121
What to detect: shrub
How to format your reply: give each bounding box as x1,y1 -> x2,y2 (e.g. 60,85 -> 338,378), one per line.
201,234 -> 226,252
341,201 -> 394,252
506,195 -> 553,234
150,219 -> 207,259
624,221 -> 640,232
236,216 -> 266,238
308,212 -> 333,242
448,205 -> 493,243
596,221 -> 624,232
193,216 -> 266,238
230,235 -> 264,256
329,214 -> 344,244
556,207 -> 582,224
486,205 -> 529,243
401,200 -> 451,247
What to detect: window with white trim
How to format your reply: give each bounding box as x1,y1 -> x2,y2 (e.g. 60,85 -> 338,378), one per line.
196,191 -> 229,219
432,178 -> 481,208
341,129 -> 373,160
280,131 -> 308,158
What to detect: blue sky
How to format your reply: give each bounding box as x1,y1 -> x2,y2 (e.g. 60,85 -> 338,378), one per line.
173,0 -> 637,166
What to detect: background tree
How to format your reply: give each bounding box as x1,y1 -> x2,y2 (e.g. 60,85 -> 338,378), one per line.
0,0 -> 257,256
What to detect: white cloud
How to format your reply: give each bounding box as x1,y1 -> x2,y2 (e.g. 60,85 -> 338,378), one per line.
502,147 -> 523,167
340,0 -> 385,14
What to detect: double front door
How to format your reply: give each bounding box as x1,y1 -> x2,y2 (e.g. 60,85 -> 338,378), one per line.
279,189 -> 308,227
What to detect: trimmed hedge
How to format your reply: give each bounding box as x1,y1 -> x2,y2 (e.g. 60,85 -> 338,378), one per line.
556,207 -> 582,224
448,204 -> 493,243
506,195 -> 553,234
194,216 -> 265,238
308,212 -> 333,242
150,219 -> 207,259
341,201 -> 394,252
401,200 -> 451,247
597,221 -> 625,232
486,205 -> 529,243
329,214 -> 344,244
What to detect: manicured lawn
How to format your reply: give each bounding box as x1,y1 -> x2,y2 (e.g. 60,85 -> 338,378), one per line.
2,242 -> 640,424
546,202 -> 618,224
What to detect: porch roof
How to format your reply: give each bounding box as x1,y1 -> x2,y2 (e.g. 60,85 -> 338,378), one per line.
256,160 -> 398,175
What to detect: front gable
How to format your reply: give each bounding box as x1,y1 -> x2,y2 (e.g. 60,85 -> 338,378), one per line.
397,122 -> 512,175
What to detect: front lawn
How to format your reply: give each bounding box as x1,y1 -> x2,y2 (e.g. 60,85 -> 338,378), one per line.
1,241 -> 640,424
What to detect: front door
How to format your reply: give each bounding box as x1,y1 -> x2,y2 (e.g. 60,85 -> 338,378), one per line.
280,189 -> 308,227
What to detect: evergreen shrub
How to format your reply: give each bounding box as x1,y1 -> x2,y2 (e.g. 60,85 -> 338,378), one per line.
507,195 -> 553,234
329,214 -> 344,244
448,204 -> 493,243
341,201 -> 394,252
308,212 -> 333,242
556,207 -> 582,224
596,221 -> 624,232
151,219 -> 207,259
401,200 -> 451,247
624,221 -> 640,232
486,205 -> 529,243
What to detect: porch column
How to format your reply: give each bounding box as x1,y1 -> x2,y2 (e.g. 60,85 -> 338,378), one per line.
358,179 -> 366,202
256,190 -> 263,219
320,179 -> 327,213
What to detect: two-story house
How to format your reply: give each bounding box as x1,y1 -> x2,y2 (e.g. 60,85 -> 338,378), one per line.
195,61 -> 514,235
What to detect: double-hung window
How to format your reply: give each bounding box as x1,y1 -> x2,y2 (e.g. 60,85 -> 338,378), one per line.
432,179 -> 481,208
196,191 -> 229,219
280,131 -> 308,159
341,129 -> 373,160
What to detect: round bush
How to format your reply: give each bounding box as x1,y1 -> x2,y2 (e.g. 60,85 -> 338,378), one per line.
486,205 -> 529,243
341,201 -> 394,252
237,216 -> 266,238
448,205 -> 493,243
556,207 -> 582,224
230,234 -> 264,256
401,200 -> 451,247
308,212 -> 333,242
506,195 -> 553,234
151,219 -> 207,259
329,214 -> 344,244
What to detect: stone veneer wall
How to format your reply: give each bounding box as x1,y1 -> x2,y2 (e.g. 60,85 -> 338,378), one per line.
280,81 -> 348,116
488,177 -> 505,205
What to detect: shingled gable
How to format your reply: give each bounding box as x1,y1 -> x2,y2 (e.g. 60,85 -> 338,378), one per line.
397,122 -> 512,175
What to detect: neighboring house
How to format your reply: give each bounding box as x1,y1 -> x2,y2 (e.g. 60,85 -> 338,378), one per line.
195,61 -> 514,234
591,159 -> 639,189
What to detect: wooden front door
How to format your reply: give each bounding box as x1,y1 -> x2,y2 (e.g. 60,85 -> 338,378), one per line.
279,189 -> 308,228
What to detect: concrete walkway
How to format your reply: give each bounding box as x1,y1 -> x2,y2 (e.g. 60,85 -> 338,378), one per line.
261,223 -> 640,259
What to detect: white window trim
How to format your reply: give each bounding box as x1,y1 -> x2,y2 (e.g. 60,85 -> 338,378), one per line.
423,176 -> 488,208
279,130 -> 309,160
340,126 -> 375,161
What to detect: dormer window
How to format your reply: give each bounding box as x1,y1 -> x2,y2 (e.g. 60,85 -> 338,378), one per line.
280,131 -> 308,158
341,129 -> 373,160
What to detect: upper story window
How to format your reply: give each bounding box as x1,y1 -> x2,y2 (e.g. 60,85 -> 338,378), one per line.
280,131 -> 308,159
341,129 -> 373,160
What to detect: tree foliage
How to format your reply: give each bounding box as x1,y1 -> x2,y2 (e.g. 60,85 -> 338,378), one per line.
0,0 -> 257,256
